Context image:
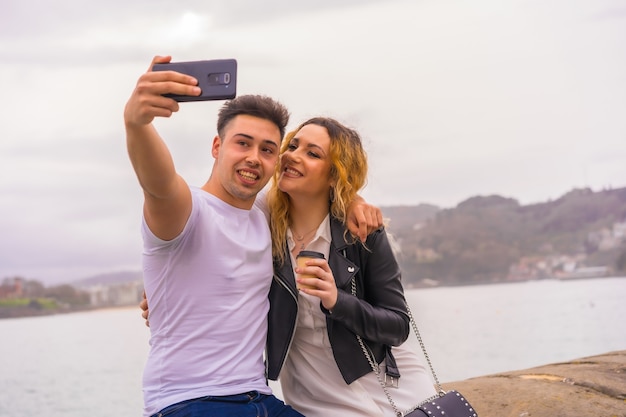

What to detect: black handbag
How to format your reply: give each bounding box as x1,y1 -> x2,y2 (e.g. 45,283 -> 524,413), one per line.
352,279 -> 478,417
405,390 -> 477,416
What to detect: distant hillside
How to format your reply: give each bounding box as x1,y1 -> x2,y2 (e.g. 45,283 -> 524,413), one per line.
72,271 -> 143,288
382,187 -> 626,286
380,203 -> 440,229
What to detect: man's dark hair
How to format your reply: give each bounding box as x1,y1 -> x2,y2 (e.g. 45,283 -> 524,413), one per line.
217,95 -> 290,140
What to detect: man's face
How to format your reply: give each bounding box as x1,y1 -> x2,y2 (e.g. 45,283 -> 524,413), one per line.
210,114 -> 281,209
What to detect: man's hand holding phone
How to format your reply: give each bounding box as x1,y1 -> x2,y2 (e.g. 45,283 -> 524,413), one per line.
152,58 -> 237,102
124,55 -> 201,126
124,55 -> 237,127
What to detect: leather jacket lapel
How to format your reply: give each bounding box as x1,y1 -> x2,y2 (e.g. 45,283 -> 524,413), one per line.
273,252 -> 298,295
329,249 -> 359,290
329,218 -> 360,289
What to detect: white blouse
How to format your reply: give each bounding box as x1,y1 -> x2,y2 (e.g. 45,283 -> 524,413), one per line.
281,216 -> 437,417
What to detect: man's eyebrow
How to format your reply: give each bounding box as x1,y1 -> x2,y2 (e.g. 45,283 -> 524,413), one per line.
263,139 -> 280,149
233,132 -> 279,149
233,133 -> 254,140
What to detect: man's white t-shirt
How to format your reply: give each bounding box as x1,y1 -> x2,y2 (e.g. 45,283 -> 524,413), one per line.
141,187 -> 272,416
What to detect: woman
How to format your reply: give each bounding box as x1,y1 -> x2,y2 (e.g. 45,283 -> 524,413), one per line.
265,117 -> 437,416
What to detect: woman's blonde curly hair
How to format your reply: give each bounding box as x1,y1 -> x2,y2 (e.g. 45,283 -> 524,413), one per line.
268,117 -> 368,265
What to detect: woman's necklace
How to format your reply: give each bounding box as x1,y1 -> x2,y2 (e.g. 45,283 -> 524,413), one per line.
292,225 -> 318,251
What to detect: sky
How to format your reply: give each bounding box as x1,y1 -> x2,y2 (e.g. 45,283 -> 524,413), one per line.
1,0 -> 625,285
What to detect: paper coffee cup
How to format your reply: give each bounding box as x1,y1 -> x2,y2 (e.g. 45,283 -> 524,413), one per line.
296,251 -> 325,290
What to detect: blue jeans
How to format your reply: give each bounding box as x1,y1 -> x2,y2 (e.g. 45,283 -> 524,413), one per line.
151,391 -> 305,417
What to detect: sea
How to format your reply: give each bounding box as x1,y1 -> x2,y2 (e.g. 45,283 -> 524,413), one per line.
0,276 -> 624,417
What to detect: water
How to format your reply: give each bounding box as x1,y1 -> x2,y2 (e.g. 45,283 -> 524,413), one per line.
0,277 -> 624,417
405,277 -> 625,381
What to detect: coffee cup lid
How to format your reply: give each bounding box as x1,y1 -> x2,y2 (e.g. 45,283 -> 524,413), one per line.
297,250 -> 325,259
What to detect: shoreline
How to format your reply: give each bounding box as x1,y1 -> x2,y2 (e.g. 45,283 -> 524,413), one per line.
0,303 -> 139,320
405,274 -> 626,289
3,275 -> 625,319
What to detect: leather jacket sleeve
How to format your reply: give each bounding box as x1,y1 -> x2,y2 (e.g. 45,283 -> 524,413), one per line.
323,226 -> 410,347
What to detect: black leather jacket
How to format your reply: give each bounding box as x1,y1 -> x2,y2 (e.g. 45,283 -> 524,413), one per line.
266,217 -> 410,384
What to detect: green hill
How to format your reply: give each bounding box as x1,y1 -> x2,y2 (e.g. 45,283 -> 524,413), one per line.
382,187 -> 626,286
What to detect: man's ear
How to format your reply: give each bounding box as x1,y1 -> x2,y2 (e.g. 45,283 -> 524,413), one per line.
211,135 -> 221,158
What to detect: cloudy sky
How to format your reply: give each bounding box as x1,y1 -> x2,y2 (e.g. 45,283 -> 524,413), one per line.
1,0 -> 625,285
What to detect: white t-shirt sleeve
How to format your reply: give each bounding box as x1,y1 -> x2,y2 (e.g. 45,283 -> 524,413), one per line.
254,187 -> 270,224
142,187 -> 199,249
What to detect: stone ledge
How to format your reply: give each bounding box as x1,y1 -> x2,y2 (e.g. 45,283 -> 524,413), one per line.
440,350 -> 626,417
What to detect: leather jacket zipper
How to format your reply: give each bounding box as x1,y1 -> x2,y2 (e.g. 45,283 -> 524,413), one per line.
271,274 -> 299,378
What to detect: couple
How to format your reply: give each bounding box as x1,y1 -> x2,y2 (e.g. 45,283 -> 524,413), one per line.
125,56 -> 436,417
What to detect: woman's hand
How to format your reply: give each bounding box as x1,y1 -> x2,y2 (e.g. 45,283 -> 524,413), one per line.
296,258 -> 338,310
139,291 -> 150,327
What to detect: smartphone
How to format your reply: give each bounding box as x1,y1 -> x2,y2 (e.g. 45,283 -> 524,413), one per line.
152,59 -> 237,102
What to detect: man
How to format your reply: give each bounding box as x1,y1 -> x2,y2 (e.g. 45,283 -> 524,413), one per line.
125,56 -> 381,417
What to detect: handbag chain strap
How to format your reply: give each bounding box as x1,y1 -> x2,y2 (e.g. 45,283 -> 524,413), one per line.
352,278 -> 444,417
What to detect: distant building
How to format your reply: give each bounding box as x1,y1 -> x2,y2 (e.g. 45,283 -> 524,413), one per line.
0,277 -> 24,299
414,247 -> 441,263
613,221 -> 626,240
587,221 -> 626,252
558,266 -> 611,280
86,280 -> 144,307
508,254 -> 590,281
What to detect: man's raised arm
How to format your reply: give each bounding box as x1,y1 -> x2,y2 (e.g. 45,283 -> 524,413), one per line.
123,55 -> 201,240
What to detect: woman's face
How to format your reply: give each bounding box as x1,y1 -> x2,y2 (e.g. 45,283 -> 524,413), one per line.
277,123 -> 334,200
